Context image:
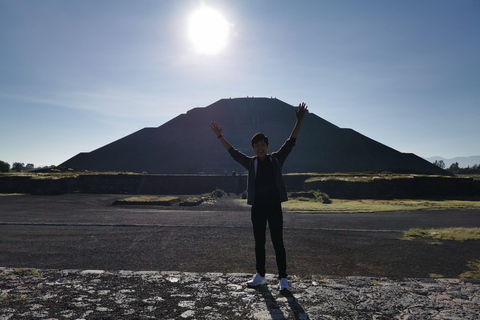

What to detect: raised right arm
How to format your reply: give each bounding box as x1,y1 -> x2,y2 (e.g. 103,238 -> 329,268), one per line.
211,121 -> 252,170
210,121 -> 233,150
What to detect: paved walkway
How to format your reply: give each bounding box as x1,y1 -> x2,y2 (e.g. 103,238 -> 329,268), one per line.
1,267 -> 479,319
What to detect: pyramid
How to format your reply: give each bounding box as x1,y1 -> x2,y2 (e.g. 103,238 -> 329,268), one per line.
60,97 -> 447,175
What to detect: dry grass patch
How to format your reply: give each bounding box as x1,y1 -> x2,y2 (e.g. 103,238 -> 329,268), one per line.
282,199 -> 480,213
302,173 -> 420,183
179,189 -> 225,206
403,228 -> 480,242
460,260 -> 480,279
289,191 -> 332,204
112,189 -> 225,207
113,196 -> 180,206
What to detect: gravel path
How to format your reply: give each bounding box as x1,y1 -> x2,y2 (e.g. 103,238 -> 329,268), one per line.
1,267 -> 479,320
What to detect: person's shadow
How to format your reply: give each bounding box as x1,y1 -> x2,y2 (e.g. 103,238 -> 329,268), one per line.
280,289 -> 310,320
253,285 -> 310,320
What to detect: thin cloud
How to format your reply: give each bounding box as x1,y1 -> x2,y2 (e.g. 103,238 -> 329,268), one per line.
0,89 -> 183,120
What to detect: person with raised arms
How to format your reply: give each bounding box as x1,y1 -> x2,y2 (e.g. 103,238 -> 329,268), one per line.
210,102 -> 307,291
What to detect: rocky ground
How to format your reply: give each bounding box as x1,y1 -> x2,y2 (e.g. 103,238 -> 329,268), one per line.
1,267 -> 479,320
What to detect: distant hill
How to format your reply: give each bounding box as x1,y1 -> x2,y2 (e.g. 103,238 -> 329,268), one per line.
60,97 -> 448,175
424,156 -> 480,168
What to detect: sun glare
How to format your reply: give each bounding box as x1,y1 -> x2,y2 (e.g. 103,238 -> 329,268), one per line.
188,7 -> 230,55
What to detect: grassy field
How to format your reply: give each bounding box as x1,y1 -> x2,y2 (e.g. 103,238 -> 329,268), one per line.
0,171 -> 142,180
284,172 -> 470,183
280,198 -> 480,213
298,172 -> 421,183
1,171 -> 471,181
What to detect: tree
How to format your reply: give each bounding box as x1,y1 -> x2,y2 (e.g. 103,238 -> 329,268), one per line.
445,162 -> 480,174
433,160 -> 445,169
447,162 -> 460,174
0,160 -> 10,173
25,163 -> 35,171
12,162 -> 25,172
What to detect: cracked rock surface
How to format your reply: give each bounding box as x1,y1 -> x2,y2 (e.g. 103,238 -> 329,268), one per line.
1,268 -> 479,319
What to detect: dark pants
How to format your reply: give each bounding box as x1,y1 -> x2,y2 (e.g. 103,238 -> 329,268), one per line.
251,204 -> 287,279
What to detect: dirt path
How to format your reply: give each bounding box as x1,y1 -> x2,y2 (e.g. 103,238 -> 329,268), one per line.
0,194 -> 479,278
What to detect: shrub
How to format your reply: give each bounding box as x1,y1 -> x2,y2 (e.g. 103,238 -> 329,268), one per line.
313,190 -> 332,204
211,188 -> 225,199
180,189 -> 225,206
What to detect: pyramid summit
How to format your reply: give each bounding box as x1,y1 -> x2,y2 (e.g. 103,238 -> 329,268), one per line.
60,97 -> 447,175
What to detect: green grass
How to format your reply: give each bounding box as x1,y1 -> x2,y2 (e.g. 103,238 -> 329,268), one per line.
0,193 -> 27,196
403,228 -> 480,242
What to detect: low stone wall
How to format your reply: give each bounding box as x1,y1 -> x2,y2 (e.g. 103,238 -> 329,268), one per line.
0,174 -> 478,199
300,176 -> 480,199
0,174 -> 246,196
0,175 -> 143,195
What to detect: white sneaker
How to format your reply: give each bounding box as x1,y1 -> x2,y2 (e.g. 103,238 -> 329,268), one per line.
279,278 -> 290,291
247,273 -> 267,287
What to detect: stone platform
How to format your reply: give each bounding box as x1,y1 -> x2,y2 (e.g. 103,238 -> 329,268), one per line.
1,268 -> 479,319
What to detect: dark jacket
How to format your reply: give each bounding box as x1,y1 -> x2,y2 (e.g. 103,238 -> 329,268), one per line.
227,137 -> 297,205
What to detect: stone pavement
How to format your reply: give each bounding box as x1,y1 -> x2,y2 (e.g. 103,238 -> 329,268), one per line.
1,267 -> 479,320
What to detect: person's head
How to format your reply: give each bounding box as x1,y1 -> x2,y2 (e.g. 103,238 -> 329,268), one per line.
251,133 -> 269,160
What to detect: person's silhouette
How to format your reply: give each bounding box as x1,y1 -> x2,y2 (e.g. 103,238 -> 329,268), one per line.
210,102 -> 307,291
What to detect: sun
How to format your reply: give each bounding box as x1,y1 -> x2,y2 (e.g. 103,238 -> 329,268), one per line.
188,7 -> 230,55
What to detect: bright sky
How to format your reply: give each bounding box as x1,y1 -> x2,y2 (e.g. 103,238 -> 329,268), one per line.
1,0 -> 479,167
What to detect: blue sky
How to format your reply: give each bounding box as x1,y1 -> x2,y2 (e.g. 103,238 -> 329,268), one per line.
1,0 -> 479,167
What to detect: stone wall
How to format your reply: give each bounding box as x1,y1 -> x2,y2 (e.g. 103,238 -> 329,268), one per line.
0,174 -> 478,199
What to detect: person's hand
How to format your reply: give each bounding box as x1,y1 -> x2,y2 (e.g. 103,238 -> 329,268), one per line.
210,121 -> 222,137
296,102 -> 307,121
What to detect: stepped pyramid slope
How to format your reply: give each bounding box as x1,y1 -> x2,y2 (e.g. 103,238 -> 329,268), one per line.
60,98 -> 447,175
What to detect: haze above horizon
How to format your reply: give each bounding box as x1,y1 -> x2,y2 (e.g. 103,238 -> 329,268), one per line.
1,0 -> 479,167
